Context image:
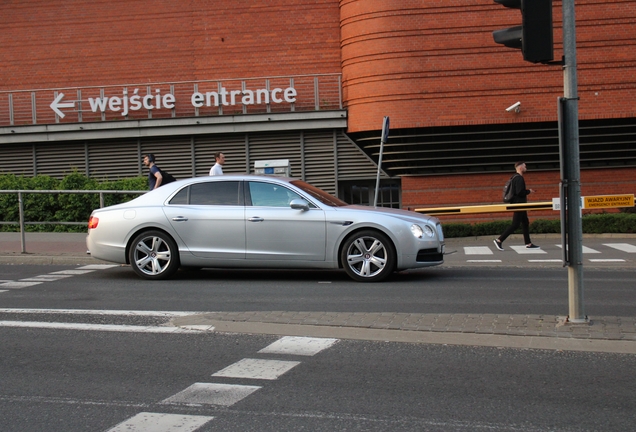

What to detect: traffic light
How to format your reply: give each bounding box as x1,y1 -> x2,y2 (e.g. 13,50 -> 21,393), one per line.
492,0 -> 554,64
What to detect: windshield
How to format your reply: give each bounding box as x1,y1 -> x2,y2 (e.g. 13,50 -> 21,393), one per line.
290,180 -> 348,207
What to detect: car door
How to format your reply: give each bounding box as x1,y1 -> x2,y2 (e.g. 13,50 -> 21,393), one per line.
245,180 -> 326,261
163,180 -> 245,259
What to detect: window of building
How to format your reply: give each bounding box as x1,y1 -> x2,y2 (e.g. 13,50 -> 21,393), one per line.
339,180 -> 401,208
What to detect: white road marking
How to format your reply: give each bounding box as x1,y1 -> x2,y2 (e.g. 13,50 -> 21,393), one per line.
0,266 -> 105,293
50,269 -> 96,275
589,259 -> 626,262
212,358 -> 301,380
510,245 -> 547,254
259,336 -> 338,356
162,383 -> 261,407
20,276 -> 69,282
463,246 -> 493,255
77,264 -> 119,270
31,274 -> 73,279
106,412 -> 213,432
0,308 -> 200,316
555,245 -> 601,253
15,274 -> 74,283
0,281 -> 42,289
604,243 -> 636,253
467,260 -> 502,263
528,259 -> 562,262
0,321 -> 208,334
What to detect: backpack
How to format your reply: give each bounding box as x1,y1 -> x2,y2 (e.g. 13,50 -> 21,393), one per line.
158,168 -> 176,186
502,174 -> 519,203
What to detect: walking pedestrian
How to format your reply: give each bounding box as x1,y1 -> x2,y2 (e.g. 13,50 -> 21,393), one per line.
143,153 -> 163,190
209,152 -> 225,176
494,161 -> 540,250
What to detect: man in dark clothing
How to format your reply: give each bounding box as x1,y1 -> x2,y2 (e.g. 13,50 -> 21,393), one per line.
494,161 -> 540,250
143,153 -> 163,190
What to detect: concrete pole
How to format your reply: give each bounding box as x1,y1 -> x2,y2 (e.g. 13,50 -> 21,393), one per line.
562,0 -> 586,322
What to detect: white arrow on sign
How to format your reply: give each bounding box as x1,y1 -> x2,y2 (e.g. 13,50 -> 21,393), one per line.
50,93 -> 75,118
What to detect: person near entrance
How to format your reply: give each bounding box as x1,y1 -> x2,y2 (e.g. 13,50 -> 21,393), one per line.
143,153 -> 163,190
209,152 -> 225,176
494,161 -> 540,250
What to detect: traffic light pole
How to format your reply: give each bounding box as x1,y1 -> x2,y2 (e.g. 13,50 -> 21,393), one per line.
561,0 -> 586,323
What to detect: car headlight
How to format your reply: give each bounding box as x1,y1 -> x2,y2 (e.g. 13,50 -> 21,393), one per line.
410,224 -> 423,238
411,224 -> 435,239
423,224 -> 435,238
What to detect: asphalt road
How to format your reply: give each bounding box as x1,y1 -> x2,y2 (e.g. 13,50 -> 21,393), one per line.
2,325 -> 636,431
1,264 -> 634,317
1,262 -> 636,431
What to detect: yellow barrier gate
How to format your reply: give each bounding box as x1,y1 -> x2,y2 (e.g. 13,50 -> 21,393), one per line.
414,194 -> 634,216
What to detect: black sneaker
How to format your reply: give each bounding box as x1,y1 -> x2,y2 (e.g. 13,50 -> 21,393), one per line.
493,239 -> 504,251
526,243 -> 540,249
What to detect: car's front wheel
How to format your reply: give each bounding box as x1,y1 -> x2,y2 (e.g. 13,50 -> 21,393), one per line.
129,230 -> 180,280
341,230 -> 395,282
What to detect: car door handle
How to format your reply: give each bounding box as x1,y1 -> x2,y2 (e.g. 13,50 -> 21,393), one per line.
172,216 -> 188,222
248,217 -> 264,222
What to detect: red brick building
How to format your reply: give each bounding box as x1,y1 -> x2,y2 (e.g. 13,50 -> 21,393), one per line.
1,0 -> 635,222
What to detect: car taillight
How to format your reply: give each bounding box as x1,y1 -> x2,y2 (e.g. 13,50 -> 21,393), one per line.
88,216 -> 99,229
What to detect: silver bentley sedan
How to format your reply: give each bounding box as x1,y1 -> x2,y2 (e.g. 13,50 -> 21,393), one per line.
86,175 -> 444,282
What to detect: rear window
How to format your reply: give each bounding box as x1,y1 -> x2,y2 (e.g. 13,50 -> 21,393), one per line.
169,181 -> 241,205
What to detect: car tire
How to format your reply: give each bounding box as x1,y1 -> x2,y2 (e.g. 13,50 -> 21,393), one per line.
341,230 -> 395,282
128,230 -> 180,280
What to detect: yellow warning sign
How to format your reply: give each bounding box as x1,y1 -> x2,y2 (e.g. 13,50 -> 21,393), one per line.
583,194 -> 634,209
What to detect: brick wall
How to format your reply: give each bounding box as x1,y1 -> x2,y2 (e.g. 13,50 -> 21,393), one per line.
340,0 -> 636,132
402,167 -> 636,224
0,0 -> 341,89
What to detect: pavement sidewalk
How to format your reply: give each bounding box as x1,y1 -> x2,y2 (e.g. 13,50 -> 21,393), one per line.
0,232 -> 94,265
1,231 -> 636,353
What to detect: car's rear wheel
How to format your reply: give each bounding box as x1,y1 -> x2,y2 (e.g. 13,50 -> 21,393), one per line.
129,230 -> 180,280
341,230 -> 395,282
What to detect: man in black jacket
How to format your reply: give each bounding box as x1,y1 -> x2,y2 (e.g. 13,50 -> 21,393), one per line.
494,161 -> 540,250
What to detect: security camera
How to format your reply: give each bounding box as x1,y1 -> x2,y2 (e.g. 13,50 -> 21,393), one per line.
506,102 -> 521,113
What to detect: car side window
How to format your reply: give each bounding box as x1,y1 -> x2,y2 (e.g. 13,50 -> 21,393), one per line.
248,181 -> 302,207
169,187 -> 190,205
169,181 -> 242,205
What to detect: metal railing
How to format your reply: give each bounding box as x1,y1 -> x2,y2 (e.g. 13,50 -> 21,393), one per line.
0,74 -> 343,127
0,189 -> 147,253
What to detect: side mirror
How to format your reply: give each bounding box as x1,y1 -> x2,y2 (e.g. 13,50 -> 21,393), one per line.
290,198 -> 310,211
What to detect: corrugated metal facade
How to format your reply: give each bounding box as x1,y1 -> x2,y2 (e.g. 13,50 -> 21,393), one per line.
0,129 -> 384,196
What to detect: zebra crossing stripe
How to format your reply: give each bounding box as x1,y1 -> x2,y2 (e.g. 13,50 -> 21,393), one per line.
105,412 -> 213,432
258,336 -> 338,356
77,264 -> 119,270
0,281 -> 42,289
509,245 -> 547,254
50,269 -> 96,275
0,265 -> 116,293
161,383 -> 261,407
555,245 -> 601,254
212,358 -> 301,380
464,246 -> 493,255
604,243 -> 636,253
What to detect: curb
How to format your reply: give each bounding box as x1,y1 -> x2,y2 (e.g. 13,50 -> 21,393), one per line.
171,312 -> 636,354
